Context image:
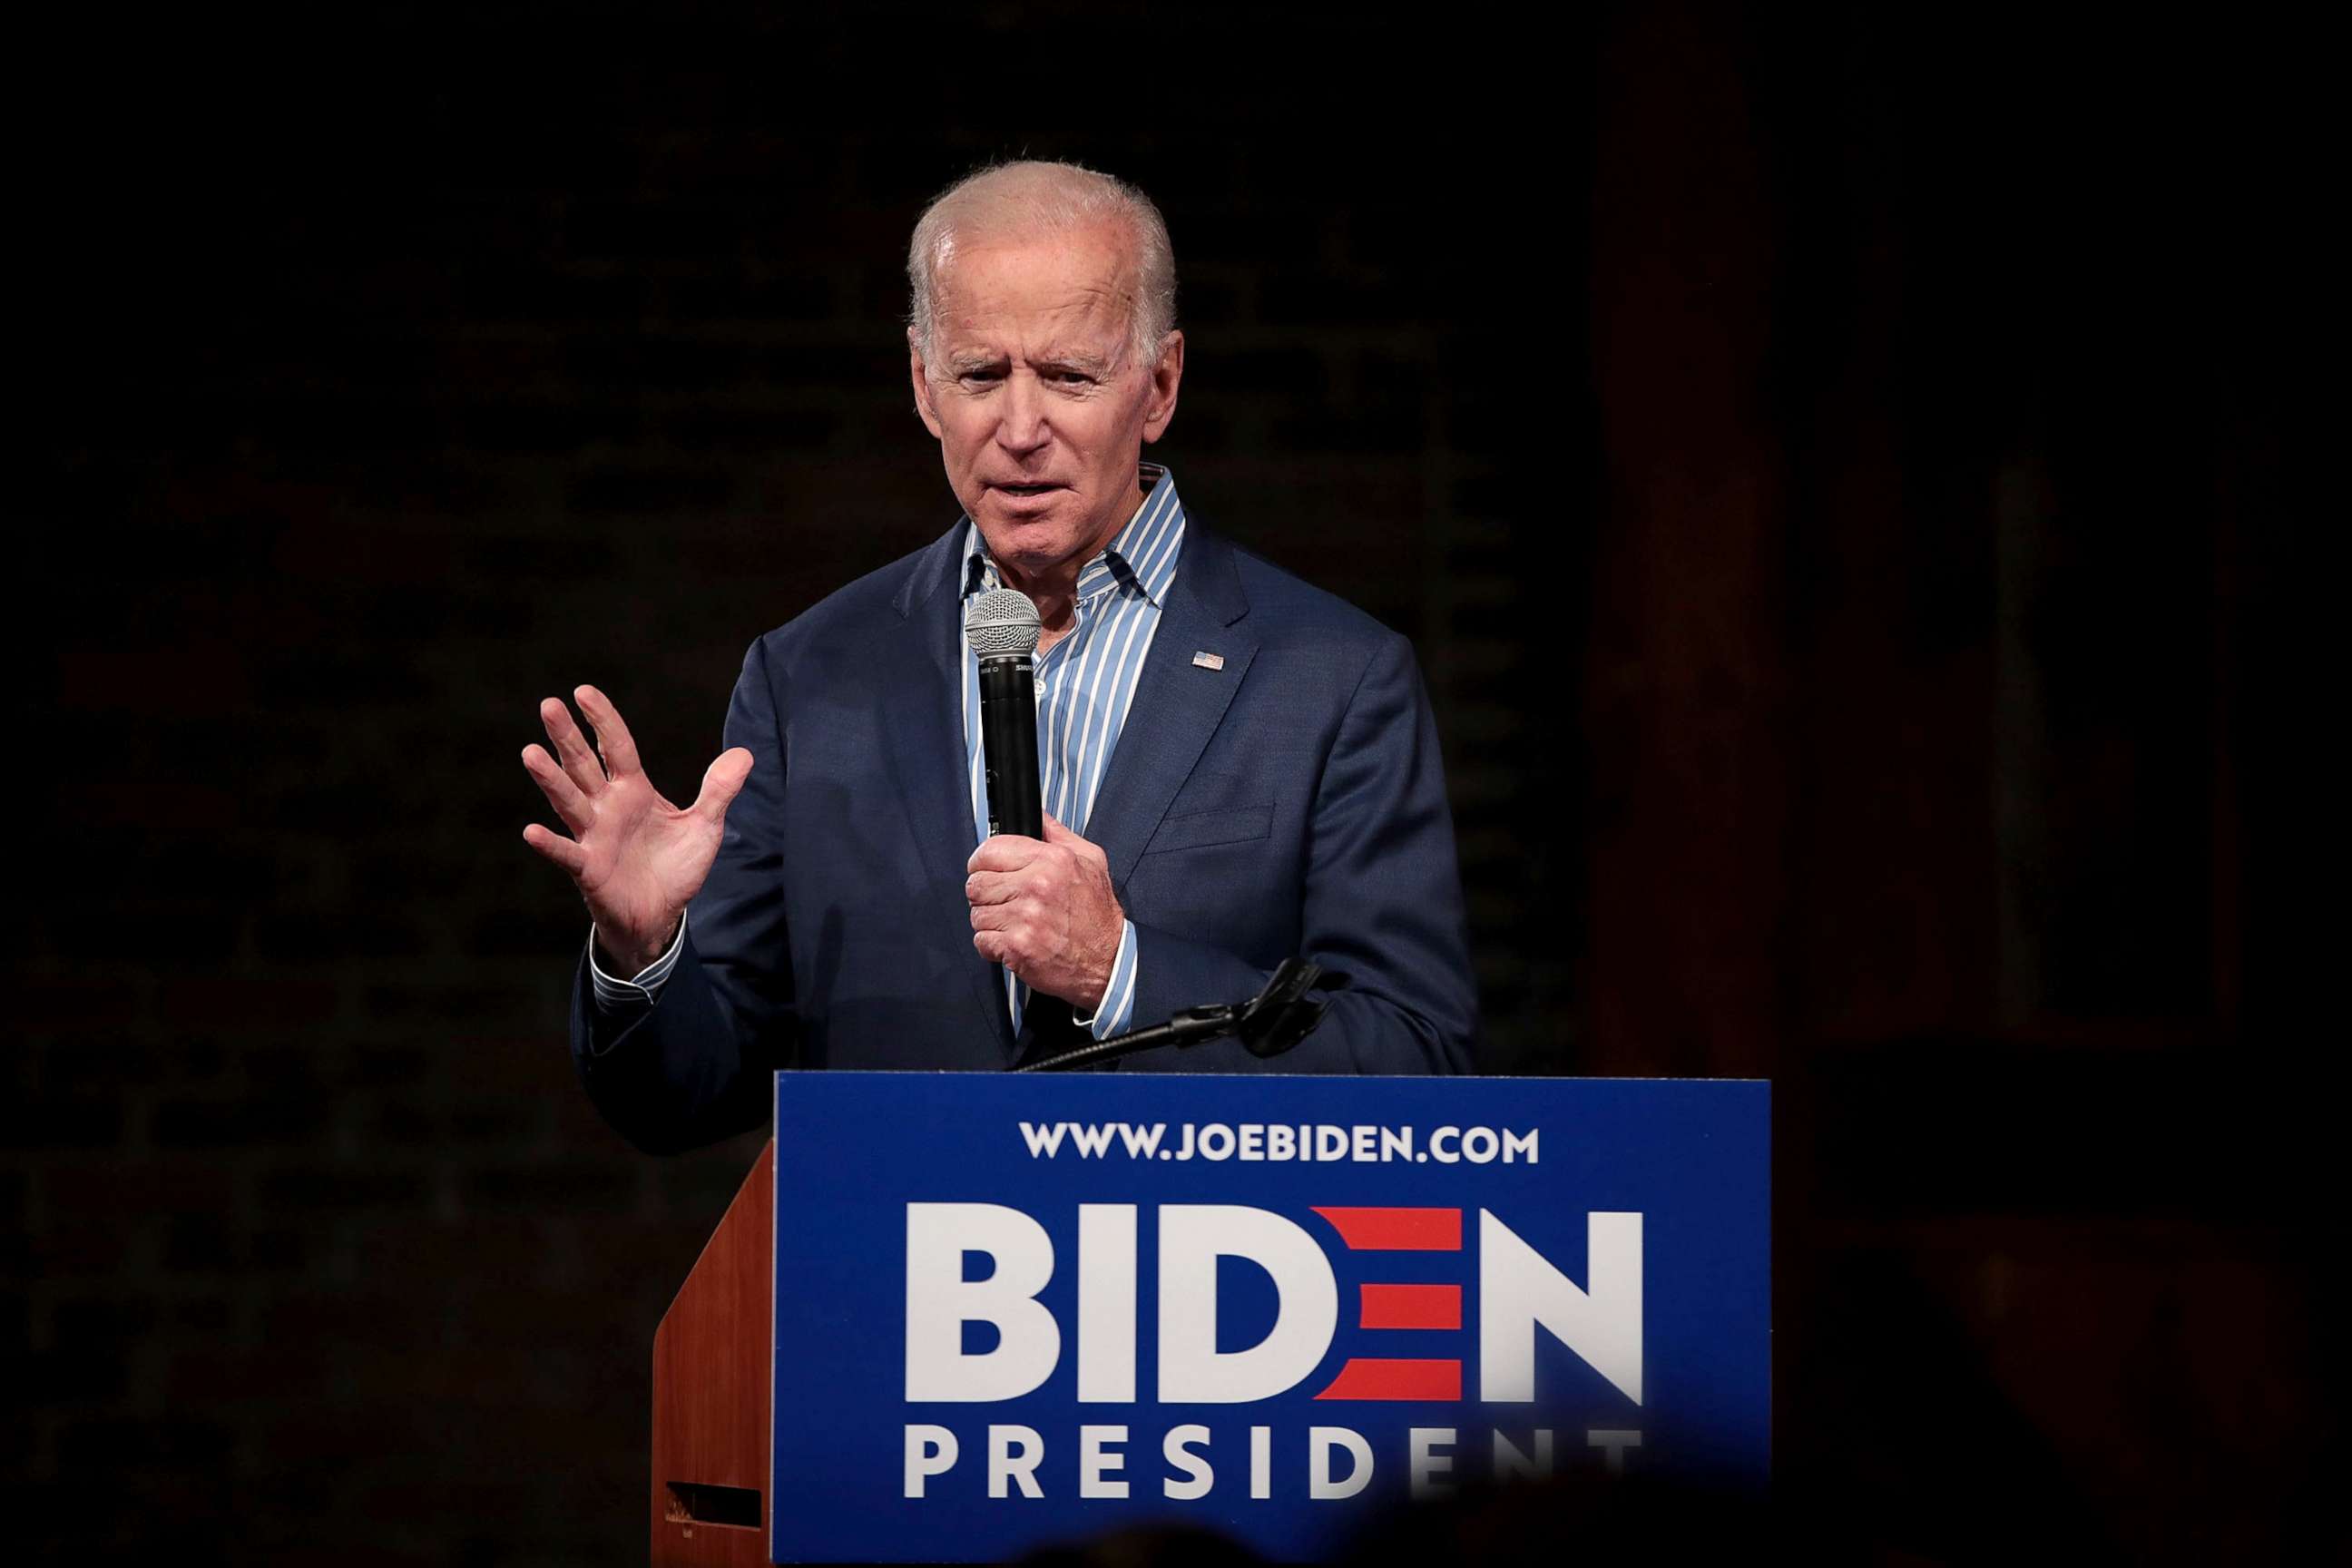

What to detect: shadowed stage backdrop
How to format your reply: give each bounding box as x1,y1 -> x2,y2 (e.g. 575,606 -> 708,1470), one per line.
15,3 -> 2326,1563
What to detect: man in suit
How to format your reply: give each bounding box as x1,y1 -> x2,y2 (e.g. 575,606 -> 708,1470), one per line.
522,162 -> 1475,1153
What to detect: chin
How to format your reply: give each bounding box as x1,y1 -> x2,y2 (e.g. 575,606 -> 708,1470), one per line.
993,540 -> 1079,581
977,513 -> 1080,568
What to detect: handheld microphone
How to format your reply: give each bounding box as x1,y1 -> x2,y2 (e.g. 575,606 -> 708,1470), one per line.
964,587 -> 1044,840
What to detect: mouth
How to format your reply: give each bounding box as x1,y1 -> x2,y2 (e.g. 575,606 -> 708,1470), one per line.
992,482 -> 1063,497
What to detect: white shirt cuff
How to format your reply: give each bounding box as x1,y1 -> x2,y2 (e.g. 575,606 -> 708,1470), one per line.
587,914 -> 688,1012
1072,919 -> 1140,1039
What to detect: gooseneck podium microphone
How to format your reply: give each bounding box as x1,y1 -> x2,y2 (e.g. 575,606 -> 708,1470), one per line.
1015,958 -> 1350,1073
965,586 -> 1044,840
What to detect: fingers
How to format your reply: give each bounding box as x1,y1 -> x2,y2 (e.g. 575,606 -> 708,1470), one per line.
521,822 -> 589,876
692,747 -> 754,825
521,744 -> 593,833
572,684 -> 642,779
965,867 -> 1024,906
540,698 -> 606,797
968,835 -> 1045,874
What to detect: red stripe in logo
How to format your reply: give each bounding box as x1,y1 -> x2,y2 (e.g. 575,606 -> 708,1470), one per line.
1310,1207 -> 1462,1251
1358,1282 -> 1461,1331
1315,1357 -> 1463,1401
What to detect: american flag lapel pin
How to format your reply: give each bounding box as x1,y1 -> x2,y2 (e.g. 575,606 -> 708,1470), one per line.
1191,651 -> 1225,671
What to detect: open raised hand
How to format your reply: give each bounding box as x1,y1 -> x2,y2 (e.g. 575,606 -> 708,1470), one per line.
520,684 -> 752,975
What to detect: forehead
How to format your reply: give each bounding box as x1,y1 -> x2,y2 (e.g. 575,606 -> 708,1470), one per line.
931,224 -> 1136,355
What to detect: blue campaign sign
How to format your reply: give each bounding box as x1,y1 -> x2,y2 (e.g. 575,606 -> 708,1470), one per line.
769,1073 -> 1769,1563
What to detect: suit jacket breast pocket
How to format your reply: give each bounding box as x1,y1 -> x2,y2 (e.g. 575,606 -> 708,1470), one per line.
1141,799 -> 1275,855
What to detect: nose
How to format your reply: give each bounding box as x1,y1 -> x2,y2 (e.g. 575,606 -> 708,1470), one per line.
995,369 -> 1050,458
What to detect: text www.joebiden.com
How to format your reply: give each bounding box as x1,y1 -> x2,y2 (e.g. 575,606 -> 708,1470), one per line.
1018,1121 -> 1538,1164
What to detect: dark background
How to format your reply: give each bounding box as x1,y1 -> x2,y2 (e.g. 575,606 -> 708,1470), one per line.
15,3 -> 2328,1563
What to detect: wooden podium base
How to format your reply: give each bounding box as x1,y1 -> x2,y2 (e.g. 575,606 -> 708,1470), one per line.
650,1139 -> 775,1566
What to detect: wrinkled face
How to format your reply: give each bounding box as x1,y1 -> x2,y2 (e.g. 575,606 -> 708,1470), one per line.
911,221 -> 1182,588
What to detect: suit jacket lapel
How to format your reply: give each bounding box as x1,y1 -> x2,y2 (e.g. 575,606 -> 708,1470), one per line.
1087,525 -> 1259,894
883,525 -> 1018,1059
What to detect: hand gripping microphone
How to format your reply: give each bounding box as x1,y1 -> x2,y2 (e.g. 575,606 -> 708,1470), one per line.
964,587 -> 1044,840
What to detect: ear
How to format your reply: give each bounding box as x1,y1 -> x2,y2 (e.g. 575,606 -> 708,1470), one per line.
1141,329 -> 1184,445
909,330 -> 946,440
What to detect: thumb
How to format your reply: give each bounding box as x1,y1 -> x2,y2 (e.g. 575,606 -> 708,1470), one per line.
1041,810 -> 1100,862
693,747 -> 755,822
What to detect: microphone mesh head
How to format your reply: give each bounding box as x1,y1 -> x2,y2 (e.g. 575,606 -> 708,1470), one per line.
965,587 -> 1042,657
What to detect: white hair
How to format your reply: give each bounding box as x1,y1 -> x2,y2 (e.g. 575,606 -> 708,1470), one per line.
906,159 -> 1178,370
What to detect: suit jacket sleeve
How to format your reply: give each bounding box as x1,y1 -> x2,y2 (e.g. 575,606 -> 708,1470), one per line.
567,638 -> 799,1152
1122,629 -> 1478,1074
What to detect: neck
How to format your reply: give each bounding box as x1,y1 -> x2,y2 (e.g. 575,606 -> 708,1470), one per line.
993,480 -> 1147,640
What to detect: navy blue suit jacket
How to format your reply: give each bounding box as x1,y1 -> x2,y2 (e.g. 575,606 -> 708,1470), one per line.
570,518 -> 1477,1152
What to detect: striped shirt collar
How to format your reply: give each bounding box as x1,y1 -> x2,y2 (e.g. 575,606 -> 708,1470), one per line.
960,462 -> 1182,609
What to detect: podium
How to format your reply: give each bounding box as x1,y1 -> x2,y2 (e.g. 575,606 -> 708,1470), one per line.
652,1137 -> 776,1566
648,1073 -> 1768,1565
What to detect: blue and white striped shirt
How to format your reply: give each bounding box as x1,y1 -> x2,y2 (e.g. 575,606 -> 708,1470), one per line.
591,464 -> 1185,1043
961,462 -> 1184,1038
